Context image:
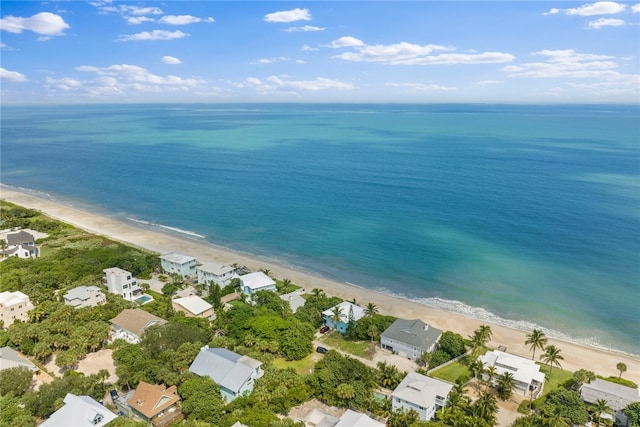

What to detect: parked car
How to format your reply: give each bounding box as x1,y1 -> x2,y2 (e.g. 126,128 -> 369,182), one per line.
319,325 -> 330,334
316,346 -> 329,354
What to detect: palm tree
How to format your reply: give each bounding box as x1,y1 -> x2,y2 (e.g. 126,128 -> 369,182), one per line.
477,324 -> 493,344
472,391 -> 498,425
545,406 -> 570,427
367,324 -> 379,343
592,399 -> 612,426
331,306 -> 343,326
469,359 -> 484,380
616,362 -> 627,378
364,302 -> 378,317
497,372 -> 515,401
468,325 -> 492,358
541,345 -> 564,375
485,365 -> 498,388
311,288 -> 325,298
336,383 -> 356,406
525,329 -> 548,360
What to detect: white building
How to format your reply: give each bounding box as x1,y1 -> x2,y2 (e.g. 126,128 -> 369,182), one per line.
160,252 -> 197,278
172,295 -> 215,319
336,409 -> 385,427
103,267 -> 140,301
41,393 -> 117,427
0,291 -> 34,328
381,319 -> 442,360
238,272 -> 276,297
1,231 -> 39,259
196,261 -> 236,287
321,301 -> 366,334
63,285 -> 106,309
581,379 -> 640,426
479,350 -> 546,397
391,371 -> 453,421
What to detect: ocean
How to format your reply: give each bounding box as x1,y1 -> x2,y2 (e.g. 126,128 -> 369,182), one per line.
1,103 -> 638,355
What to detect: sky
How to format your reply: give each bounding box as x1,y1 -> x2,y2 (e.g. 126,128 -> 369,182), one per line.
1,1 -> 639,104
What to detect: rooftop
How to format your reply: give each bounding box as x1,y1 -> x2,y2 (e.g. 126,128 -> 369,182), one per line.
480,350 -> 546,385
197,261 -> 235,275
581,379 -> 640,410
392,371 -> 453,407
0,291 -> 32,307
382,318 -> 442,350
160,252 -> 196,264
239,272 -> 276,290
189,347 -> 262,393
110,309 -> 167,338
127,382 -> 180,419
336,409 -> 385,427
64,285 -> 104,303
6,230 -> 35,246
322,301 -> 366,323
41,393 -> 117,427
0,346 -> 38,371
172,295 -> 213,316
103,267 -> 132,276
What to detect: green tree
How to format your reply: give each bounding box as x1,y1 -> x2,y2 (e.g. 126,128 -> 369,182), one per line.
540,345 -> 564,375
497,372 -> 515,401
336,383 -> 356,406
571,369 -> 595,390
542,389 -> 589,425
592,399 -> 612,426
364,302 -> 378,317
387,407 -> 419,427
624,402 -> 640,427
179,376 -> 224,425
468,325 -> 492,358
330,306 -> 342,325
367,324 -> 379,343
617,362 -> 627,378
0,366 -> 34,396
0,394 -> 36,427
207,282 -> 222,308
525,329 -> 548,361
472,390 -> 498,426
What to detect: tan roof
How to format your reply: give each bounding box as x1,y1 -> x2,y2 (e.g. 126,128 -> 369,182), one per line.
110,309 -> 167,338
127,382 -> 180,419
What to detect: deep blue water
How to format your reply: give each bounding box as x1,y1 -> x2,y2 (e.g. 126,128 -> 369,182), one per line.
2,103 -> 639,354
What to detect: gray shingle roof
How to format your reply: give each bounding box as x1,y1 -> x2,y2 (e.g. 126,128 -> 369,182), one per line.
189,348 -> 261,393
7,231 -> 35,246
381,319 -> 442,351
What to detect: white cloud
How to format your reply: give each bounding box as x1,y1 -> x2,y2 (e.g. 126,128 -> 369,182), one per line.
545,1 -> 627,16
0,67 -> 27,82
386,82 -> 456,91
295,59 -> 306,64
264,8 -> 311,23
327,36 -> 364,48
0,12 -> 70,36
118,30 -> 189,41
121,6 -> 163,16
159,15 -> 203,25
477,80 -> 502,85
162,56 -> 182,64
284,25 -> 325,32
127,16 -> 155,25
587,17 -> 625,28
301,44 -> 318,51
632,3 -> 640,12
238,75 -> 353,93
333,40 -> 514,65
251,57 -> 289,64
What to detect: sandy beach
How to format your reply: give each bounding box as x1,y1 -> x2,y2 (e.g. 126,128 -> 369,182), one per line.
2,185 -> 638,381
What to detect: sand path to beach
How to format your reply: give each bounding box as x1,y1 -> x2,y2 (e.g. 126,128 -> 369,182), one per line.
2,186 -> 638,381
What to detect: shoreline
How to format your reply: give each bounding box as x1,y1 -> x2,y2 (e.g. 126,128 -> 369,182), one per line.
1,184 -> 638,381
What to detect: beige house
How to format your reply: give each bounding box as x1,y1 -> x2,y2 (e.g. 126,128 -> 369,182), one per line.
171,296 -> 215,320
126,382 -> 182,427
110,309 -> 167,344
0,291 -> 34,328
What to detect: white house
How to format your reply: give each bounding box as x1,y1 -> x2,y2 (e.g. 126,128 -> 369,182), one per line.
391,371 -> 453,421
196,261 -> 236,287
0,346 -> 38,372
172,295 -> 215,320
321,301 -> 366,334
479,350 -> 546,398
336,409 -> 385,427
41,393 -> 117,427
279,291 -> 306,314
109,309 -> 167,344
1,230 -> 39,259
581,379 -> 640,426
63,285 -> 106,309
238,272 -> 276,297
160,252 -> 197,278
103,267 -> 140,301
381,319 -> 442,360
0,291 -> 34,328
189,347 -> 263,402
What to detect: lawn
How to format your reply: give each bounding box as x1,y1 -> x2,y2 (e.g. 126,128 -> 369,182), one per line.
318,331 -> 375,359
538,364 -> 573,397
429,359 -> 472,383
272,353 -> 317,375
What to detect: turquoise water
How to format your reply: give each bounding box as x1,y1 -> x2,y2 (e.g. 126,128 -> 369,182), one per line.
1,104 -> 638,354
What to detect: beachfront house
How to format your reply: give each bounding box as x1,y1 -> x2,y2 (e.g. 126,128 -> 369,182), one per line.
581,378 -> 640,426
189,347 -> 263,402
0,346 -> 38,372
392,371 -> 453,421
160,252 -> 197,279
0,291 -> 34,328
63,285 -> 106,309
171,295 -> 215,320
381,318 -> 442,361
238,272 -> 276,297
41,393 -> 117,427
321,301 -> 366,334
126,382 -> 183,427
196,261 -> 236,287
109,309 -> 167,344
1,230 -> 39,259
279,291 -> 306,314
103,267 -> 141,301
479,350 -> 545,398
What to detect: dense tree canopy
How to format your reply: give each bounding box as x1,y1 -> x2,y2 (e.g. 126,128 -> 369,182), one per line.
0,366 -> 34,397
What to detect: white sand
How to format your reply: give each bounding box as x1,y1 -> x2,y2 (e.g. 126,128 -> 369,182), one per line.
2,186 -> 638,381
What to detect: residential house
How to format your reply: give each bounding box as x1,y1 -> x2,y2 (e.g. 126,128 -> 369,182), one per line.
391,371 -> 453,421
238,272 -> 276,297
63,285 -> 106,309
171,295 -> 215,320
41,393 -> 117,427
103,267 -> 141,301
581,378 -> 640,426
109,309 -> 167,344
321,301 -> 366,334
160,252 -> 197,278
0,346 -> 38,372
189,347 -> 263,402
336,409 -> 386,427
280,291 -> 306,314
127,382 -> 183,427
196,261 -> 236,287
479,350 -> 546,398
381,319 -> 442,361
0,291 -> 34,328
1,230 -> 39,258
